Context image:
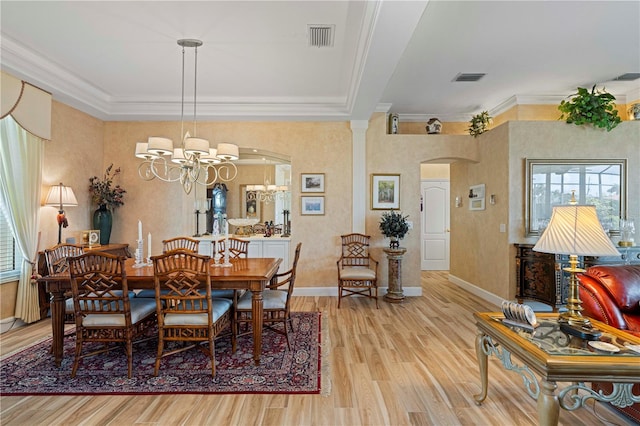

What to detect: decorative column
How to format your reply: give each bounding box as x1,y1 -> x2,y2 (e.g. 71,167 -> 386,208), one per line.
383,247 -> 407,303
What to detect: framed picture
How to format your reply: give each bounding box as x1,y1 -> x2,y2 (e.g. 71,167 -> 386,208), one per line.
301,173 -> 325,193
301,196 -> 325,215
240,185 -> 261,220
468,183 -> 486,211
81,229 -> 100,247
371,174 -> 400,210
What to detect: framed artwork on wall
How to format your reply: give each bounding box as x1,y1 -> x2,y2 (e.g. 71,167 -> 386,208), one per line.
301,196 -> 325,215
371,174 -> 400,210
301,173 -> 325,193
240,185 -> 261,220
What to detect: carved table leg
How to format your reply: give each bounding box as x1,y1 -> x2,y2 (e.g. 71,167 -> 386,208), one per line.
538,380 -> 560,426
473,330 -> 489,404
252,287 -> 264,365
49,284 -> 66,367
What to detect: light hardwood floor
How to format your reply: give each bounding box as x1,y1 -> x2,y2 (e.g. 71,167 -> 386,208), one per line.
1,271 -> 635,425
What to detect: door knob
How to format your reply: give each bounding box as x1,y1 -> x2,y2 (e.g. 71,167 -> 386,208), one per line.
446,228 -> 450,232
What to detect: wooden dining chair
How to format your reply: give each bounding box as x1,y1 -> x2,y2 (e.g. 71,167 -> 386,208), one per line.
217,237 -> 249,258
235,243 -> 302,350
68,252 -> 157,378
151,250 -> 234,378
162,236 -> 200,253
44,243 -> 85,323
337,233 -> 379,308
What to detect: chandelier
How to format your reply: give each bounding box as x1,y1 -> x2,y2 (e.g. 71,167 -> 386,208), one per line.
246,161 -> 289,204
134,39 -> 238,194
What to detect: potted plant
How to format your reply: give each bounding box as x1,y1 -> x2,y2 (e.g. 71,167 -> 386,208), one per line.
379,210 -> 409,249
629,103 -> 640,120
558,85 -> 621,131
468,111 -> 492,137
89,164 -> 126,245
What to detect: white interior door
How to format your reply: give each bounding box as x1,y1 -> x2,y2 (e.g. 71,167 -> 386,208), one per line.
421,180 -> 450,270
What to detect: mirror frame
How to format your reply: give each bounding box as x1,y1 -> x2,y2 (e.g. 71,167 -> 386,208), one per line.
525,158 -> 627,237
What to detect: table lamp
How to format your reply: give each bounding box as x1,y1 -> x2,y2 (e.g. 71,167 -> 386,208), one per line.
533,204 -> 619,330
45,183 -> 78,244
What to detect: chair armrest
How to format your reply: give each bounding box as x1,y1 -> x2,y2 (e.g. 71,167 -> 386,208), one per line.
578,273 -> 629,329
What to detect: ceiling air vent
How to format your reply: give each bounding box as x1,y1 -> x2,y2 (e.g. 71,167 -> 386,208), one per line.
613,73 -> 640,81
308,24 -> 335,48
453,73 -> 486,82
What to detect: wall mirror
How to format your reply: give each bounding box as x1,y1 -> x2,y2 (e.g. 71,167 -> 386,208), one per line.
207,148 -> 291,233
525,159 -> 627,237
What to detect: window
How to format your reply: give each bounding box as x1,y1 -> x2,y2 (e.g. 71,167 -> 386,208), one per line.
526,159 -> 627,237
0,203 -> 19,283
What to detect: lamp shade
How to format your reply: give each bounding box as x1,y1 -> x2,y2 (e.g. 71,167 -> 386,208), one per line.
533,205 -> 619,256
147,136 -> 173,155
45,183 -> 78,207
216,143 -> 239,160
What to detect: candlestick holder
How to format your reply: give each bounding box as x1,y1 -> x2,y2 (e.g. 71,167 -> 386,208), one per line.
193,209 -> 203,237
133,239 -> 151,268
217,235 -> 233,267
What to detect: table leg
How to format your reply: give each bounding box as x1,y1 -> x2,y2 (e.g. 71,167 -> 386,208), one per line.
49,285 -> 66,367
252,287 -> 264,365
537,380 -> 560,426
473,329 -> 489,404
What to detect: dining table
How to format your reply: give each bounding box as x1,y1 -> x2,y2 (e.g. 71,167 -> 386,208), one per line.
39,256 -> 282,367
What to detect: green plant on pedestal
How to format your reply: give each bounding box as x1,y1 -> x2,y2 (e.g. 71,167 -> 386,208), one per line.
558,85 -> 621,131
379,210 -> 409,249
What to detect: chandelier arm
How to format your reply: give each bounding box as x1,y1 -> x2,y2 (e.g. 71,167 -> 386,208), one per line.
216,162 -> 238,182
137,160 -> 157,181
203,165 -> 220,186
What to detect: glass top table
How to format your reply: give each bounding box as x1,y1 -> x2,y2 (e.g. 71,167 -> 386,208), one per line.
473,312 -> 640,426
489,314 -> 640,358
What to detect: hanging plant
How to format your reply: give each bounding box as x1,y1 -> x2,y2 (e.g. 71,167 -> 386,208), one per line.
558,85 -> 621,131
468,111 -> 492,137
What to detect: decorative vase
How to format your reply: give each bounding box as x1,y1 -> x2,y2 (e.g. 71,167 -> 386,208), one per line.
389,237 -> 400,249
93,204 -> 112,245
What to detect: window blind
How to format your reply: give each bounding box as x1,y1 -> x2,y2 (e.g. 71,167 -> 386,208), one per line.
0,205 -> 16,273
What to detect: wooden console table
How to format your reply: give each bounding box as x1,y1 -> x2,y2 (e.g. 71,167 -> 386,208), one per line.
473,312 -> 640,425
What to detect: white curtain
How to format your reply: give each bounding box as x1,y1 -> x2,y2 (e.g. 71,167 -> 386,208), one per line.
0,115 -> 44,323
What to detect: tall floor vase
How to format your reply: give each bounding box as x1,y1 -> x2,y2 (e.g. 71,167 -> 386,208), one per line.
93,204 -> 112,245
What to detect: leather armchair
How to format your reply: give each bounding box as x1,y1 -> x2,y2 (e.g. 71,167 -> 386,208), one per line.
578,264 -> 640,424
578,264 -> 640,337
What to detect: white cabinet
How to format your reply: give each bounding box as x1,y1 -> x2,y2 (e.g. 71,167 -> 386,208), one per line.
197,236 -> 290,273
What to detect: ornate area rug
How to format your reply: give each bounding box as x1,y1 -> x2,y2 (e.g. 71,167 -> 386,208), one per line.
1,311 -> 329,396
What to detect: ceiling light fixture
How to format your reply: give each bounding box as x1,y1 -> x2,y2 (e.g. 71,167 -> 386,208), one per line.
134,39 -> 238,194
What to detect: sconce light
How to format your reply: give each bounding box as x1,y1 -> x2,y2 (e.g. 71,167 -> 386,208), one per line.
455,196 -> 462,208
489,194 -> 496,205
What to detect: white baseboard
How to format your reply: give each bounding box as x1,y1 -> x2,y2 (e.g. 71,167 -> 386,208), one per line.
0,316 -> 25,334
448,274 -> 504,307
447,274 -> 555,312
293,286 -> 422,297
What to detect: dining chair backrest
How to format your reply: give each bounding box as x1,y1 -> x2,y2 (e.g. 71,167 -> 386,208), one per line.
162,236 -> 200,254
45,243 -> 85,275
152,250 -> 212,303
68,252 -> 130,320
218,237 -> 249,258
339,233 -> 373,268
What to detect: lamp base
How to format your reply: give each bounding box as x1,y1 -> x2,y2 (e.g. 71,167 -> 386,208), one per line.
559,322 -> 602,341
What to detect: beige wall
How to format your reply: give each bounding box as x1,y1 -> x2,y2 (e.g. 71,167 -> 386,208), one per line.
450,120 -> 640,300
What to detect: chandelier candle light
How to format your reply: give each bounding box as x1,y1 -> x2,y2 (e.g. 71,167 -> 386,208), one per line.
134,39 -> 239,194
